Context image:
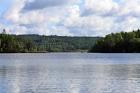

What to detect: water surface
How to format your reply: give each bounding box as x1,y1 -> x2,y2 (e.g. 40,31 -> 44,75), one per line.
0,53 -> 140,93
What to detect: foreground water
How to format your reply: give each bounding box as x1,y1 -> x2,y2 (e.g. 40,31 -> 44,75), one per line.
0,53 -> 140,93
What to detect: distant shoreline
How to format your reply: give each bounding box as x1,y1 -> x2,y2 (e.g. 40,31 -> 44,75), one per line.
1,52 -> 140,54
0,34 -> 99,53
0,50 -> 88,53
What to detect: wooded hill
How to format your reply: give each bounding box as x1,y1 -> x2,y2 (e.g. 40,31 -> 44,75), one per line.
0,34 -> 100,53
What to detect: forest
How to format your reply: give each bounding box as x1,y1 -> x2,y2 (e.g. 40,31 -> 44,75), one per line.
2,29 -> 140,53
19,35 -> 100,52
0,33 -> 99,53
89,29 -> 140,53
0,34 -> 37,53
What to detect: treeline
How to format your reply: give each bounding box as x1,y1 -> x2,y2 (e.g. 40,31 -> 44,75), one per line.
0,34 -> 99,53
89,29 -> 140,53
0,34 -> 37,53
18,35 -> 100,52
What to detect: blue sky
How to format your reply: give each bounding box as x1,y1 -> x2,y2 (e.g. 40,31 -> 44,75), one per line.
0,0 -> 140,36
0,0 -> 10,19
0,0 -> 9,14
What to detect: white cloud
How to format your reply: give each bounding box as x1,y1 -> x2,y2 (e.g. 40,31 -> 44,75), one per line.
82,0 -> 119,16
2,0 -> 140,36
119,16 -> 140,31
4,0 -> 26,23
118,0 -> 140,17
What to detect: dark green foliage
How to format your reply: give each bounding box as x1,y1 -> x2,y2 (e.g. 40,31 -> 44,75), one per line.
89,29 -> 140,53
0,34 -> 37,53
18,35 -> 100,52
0,34 -> 100,53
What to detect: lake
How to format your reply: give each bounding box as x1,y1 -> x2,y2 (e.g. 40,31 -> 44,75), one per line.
0,53 -> 140,93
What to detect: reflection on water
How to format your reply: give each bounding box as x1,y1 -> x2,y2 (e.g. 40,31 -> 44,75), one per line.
0,53 -> 140,93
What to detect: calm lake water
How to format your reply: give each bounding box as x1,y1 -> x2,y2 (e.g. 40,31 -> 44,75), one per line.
0,53 -> 140,93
